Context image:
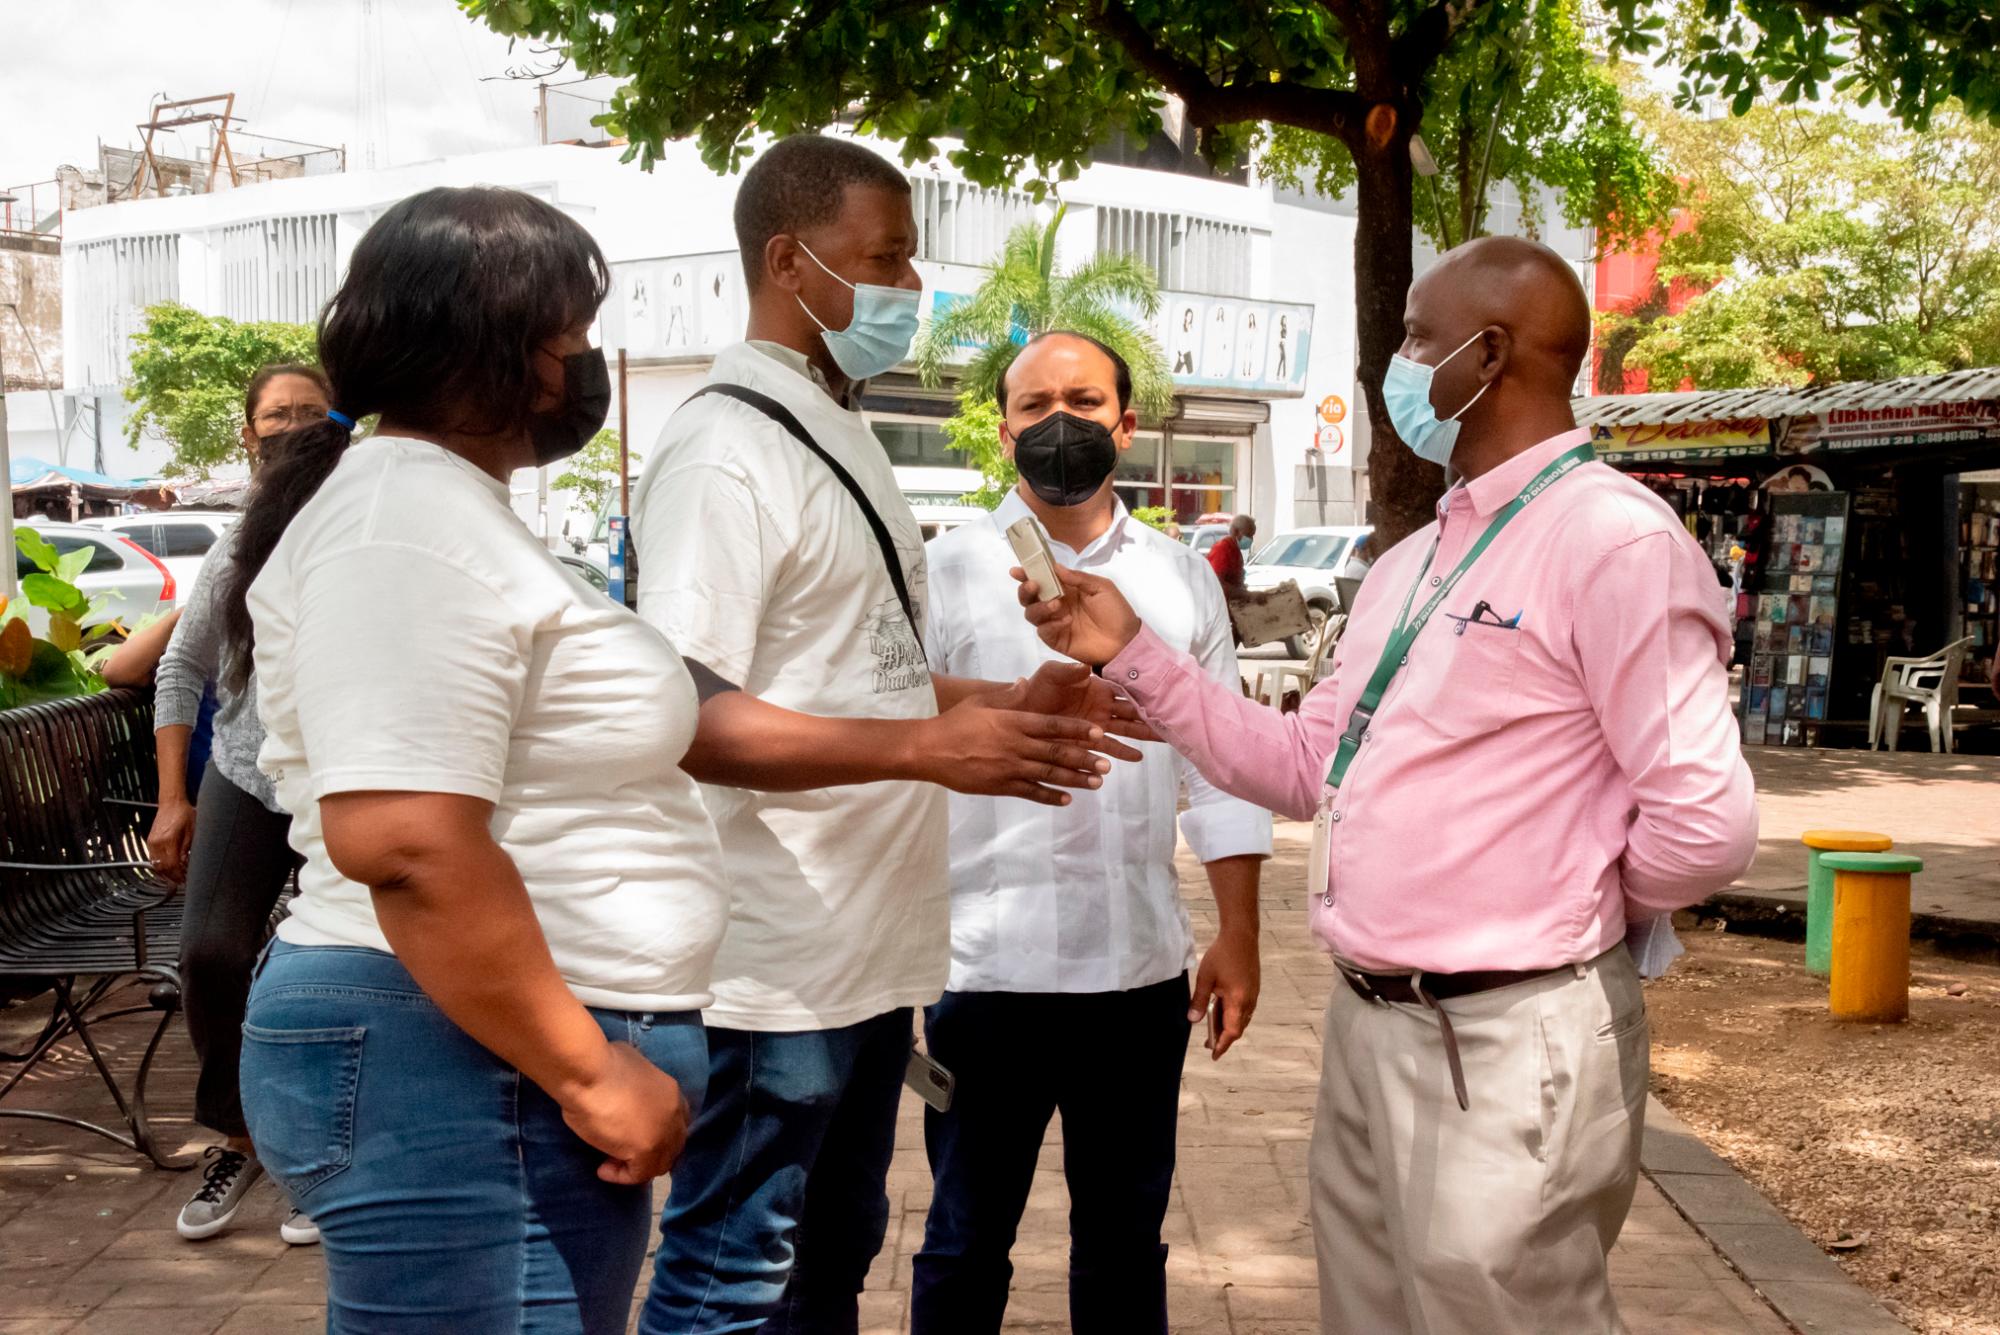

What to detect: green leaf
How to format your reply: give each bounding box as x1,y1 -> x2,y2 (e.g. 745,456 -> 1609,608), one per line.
55,546 -> 92,584
20,573 -> 85,613
14,528 -> 58,574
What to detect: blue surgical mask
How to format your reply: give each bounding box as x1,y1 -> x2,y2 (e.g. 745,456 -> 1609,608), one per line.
795,241 -> 921,382
1382,329 -> 1492,467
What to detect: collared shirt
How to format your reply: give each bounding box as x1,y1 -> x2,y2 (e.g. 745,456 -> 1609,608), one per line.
746,340 -> 867,410
1107,428 -> 1758,974
925,491 -> 1272,993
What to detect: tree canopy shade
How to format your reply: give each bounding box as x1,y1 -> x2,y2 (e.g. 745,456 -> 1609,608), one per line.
1607,0 -> 2000,128
123,304 -> 317,477
462,0 -> 2000,544
1259,0 -> 1674,253
1606,99 -> 2000,391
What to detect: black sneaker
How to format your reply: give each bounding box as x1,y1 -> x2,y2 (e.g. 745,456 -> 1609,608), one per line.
176,1146 -> 266,1240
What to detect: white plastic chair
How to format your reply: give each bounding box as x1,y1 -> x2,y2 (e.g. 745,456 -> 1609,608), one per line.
1869,636 -> 1974,753
1252,611 -> 1344,709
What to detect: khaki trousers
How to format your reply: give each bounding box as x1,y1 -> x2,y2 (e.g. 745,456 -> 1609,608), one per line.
1309,947 -> 1650,1335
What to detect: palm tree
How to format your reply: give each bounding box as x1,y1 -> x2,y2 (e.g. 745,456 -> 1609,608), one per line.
912,206 -> 1176,503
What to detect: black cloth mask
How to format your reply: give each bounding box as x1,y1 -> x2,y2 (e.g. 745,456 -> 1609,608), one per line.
1012,410 -> 1119,507
529,347 -> 612,466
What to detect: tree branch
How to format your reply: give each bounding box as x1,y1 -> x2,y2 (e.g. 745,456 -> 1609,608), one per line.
1393,0 -> 1489,81
1092,1 -> 1365,139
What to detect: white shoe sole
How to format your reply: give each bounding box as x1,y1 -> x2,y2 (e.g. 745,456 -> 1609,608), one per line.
177,1203 -> 244,1241
280,1216 -> 321,1246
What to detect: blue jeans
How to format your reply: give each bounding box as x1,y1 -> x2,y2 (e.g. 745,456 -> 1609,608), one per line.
241,940 -> 708,1335
640,1008 -> 912,1334
910,975 -> 1192,1335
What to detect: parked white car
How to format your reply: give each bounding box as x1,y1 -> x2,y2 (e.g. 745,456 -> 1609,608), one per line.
13,522 -> 176,633
84,511 -> 239,606
1244,525 -> 1375,656
1184,522 -> 1234,556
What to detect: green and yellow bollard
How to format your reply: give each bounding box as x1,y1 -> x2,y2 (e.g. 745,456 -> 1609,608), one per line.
1801,830 -> 1892,977
1824,850 -> 1924,1024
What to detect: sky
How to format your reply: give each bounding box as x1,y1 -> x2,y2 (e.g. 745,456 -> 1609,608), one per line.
0,0 -> 546,192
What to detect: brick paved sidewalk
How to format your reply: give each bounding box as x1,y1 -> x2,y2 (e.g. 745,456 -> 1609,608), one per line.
1,835 -> 1801,1334
1735,748 -> 2000,929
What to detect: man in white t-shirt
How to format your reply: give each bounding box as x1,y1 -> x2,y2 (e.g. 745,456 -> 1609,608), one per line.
913,332 -> 1270,1333
634,136 -> 1144,1332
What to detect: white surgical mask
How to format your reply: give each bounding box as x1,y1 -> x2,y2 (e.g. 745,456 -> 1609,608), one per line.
1382,329 -> 1492,467
795,241 -> 920,381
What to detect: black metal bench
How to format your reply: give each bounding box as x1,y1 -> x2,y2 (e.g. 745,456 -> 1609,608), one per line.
0,688 -> 190,1168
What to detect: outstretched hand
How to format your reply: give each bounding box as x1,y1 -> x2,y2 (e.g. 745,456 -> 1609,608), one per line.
995,660 -> 1158,760
1011,564 -> 1145,668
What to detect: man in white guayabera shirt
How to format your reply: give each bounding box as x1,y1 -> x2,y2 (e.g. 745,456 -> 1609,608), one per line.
913,331 -> 1270,1335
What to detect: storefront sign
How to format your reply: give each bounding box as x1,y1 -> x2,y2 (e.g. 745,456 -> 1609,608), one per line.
1313,424 -> 1345,454
1802,399 -> 2000,452
1588,417 -> 1773,462
605,253 -> 1315,398
1318,394 -> 1347,424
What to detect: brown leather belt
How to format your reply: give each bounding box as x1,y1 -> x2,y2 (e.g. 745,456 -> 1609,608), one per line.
1338,963 -> 1577,1113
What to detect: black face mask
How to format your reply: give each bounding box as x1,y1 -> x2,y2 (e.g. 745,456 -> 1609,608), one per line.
529,347 -> 613,466
1012,410 -> 1119,507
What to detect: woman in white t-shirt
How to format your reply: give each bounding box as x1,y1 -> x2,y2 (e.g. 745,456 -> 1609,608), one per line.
216,186 -> 729,1333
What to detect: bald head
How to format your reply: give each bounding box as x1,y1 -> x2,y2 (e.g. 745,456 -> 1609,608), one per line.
1416,236 -> 1591,389
1391,235 -> 1589,475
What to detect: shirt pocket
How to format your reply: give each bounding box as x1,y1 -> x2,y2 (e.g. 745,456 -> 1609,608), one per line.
1398,620 -> 1526,740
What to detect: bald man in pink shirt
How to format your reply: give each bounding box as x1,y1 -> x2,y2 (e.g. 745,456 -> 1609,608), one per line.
1015,236 -> 1758,1334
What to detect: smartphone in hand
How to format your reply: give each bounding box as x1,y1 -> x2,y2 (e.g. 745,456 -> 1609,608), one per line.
1207,998 -> 1225,1051
1007,516 -> 1064,604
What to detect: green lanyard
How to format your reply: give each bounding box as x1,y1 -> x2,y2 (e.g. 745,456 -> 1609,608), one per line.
1323,443 -> 1597,791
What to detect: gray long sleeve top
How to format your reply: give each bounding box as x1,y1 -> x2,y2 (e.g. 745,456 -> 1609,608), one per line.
153,529 -> 280,812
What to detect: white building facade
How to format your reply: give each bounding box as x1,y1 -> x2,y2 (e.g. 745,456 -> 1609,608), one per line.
57,132 -> 1595,539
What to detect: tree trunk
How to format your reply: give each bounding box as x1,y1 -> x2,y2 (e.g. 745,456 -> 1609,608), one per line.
1351,129 -> 1444,551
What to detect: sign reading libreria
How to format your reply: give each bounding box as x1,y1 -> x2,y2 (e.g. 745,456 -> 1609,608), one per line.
1801,399 -> 2000,452
604,253 -> 1314,398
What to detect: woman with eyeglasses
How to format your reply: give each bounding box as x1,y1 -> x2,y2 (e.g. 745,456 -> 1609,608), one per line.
146,362 -> 330,1247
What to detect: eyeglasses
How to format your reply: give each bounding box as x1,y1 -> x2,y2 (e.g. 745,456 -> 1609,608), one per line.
252,406 -> 328,431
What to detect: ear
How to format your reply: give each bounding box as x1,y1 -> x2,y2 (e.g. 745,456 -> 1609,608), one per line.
241,422 -> 259,456
764,234 -> 805,294
999,417 -> 1017,462
1478,325 -> 1511,381
1114,408 -> 1138,449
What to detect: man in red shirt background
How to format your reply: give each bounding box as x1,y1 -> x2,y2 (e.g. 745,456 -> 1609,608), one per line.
1207,514 -> 1253,595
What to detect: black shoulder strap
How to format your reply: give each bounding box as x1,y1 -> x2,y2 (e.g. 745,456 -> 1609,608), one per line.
686,382 -> 916,632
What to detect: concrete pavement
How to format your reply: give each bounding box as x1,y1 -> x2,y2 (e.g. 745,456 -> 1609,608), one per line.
0,836 -> 1824,1335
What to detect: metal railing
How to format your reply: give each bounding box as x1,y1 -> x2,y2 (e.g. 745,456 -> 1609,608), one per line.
0,181 -> 62,242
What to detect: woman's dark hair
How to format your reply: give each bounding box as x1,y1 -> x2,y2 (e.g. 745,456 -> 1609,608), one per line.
243,362 -> 331,425
218,185 -> 609,691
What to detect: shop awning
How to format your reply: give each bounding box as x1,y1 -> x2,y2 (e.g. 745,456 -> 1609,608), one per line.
1574,367 -> 2000,465
8,457 -> 155,496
